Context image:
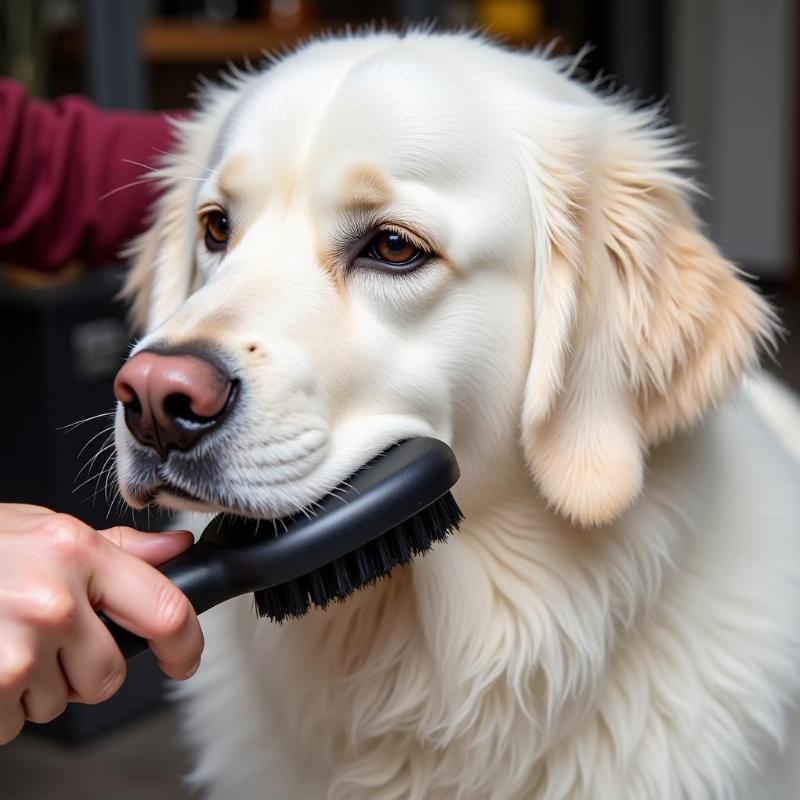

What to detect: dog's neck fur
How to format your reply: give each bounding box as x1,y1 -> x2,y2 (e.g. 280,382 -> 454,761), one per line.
261,439 -> 690,798
230,406 -> 797,800
178,396 -> 800,799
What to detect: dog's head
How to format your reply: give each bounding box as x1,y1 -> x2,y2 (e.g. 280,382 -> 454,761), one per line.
114,32 -> 775,526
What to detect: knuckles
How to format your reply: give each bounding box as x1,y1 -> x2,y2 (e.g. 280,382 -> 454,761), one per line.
20,587 -> 78,630
43,514 -> 98,562
0,645 -> 34,692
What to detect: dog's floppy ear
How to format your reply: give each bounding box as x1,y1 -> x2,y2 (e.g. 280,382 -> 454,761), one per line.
520,101 -> 777,527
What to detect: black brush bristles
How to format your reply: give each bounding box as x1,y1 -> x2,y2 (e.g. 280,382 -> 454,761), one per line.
253,490 -> 463,623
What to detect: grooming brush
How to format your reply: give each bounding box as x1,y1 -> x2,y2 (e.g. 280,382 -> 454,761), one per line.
103,437 -> 462,660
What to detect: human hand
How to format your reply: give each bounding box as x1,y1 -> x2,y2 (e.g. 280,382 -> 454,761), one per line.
0,504 -> 203,743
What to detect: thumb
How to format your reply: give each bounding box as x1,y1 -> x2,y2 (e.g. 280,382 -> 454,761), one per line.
97,526 -> 194,566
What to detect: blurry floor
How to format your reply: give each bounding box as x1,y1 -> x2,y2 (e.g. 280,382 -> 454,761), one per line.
0,284 -> 798,800
0,707 -> 191,800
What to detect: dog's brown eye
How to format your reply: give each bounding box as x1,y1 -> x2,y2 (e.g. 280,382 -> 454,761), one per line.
204,210 -> 230,252
368,231 -> 420,265
351,227 -> 431,275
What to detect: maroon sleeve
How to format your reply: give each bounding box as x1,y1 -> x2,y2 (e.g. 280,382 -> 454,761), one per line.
0,79 -> 184,271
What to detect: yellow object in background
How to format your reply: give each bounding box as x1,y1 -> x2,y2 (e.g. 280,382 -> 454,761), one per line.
477,0 -> 542,41
2,262 -> 85,288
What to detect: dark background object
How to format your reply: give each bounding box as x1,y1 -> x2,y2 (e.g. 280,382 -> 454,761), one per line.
0,268 -> 131,529
0,267 -> 170,743
82,0 -> 147,109
545,0 -> 667,101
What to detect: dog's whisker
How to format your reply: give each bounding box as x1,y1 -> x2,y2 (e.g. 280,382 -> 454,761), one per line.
58,410 -> 115,432
98,178 -> 152,202
150,147 -> 214,175
75,445 -> 115,486
99,170 -> 205,202
78,463 -> 115,502
104,460 -> 119,505
76,433 -> 116,482
94,451 -> 117,500
121,158 -> 207,182
76,425 -> 116,466
82,482 -> 112,505
72,456 -> 115,495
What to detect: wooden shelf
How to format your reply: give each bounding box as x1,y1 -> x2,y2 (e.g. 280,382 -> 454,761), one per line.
53,18 -> 567,66
54,19 -> 328,65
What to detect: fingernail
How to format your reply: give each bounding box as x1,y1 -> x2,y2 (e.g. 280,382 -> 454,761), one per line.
183,660 -> 201,679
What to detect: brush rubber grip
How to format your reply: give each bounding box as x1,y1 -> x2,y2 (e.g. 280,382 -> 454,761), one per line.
101,437 -> 460,660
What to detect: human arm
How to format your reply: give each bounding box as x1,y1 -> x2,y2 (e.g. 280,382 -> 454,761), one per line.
0,78 -> 181,270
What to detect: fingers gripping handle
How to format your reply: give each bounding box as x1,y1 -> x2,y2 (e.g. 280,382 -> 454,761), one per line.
99,542 -> 234,662
100,614 -> 151,660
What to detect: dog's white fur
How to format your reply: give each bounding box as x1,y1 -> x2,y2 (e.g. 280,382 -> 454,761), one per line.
115,32 -> 800,799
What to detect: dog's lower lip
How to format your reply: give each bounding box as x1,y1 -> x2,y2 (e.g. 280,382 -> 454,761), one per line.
159,482 -> 202,502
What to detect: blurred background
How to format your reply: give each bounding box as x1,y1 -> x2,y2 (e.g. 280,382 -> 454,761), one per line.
0,1 -> 797,797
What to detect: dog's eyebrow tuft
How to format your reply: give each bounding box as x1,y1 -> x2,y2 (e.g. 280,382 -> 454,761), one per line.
216,152 -> 249,198
338,164 -> 393,211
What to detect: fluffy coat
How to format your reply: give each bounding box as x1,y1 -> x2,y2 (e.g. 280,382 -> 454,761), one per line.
114,31 -> 800,799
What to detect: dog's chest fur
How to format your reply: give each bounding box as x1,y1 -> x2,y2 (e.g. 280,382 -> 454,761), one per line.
178,402 -> 800,800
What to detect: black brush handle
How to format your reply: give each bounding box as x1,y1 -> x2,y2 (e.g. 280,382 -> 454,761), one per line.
101,437 -> 460,661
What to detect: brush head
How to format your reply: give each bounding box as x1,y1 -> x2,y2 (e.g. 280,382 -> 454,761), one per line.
253,490 -> 462,621
197,438 -> 463,623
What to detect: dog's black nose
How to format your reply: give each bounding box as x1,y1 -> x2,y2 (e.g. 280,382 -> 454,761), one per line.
114,350 -> 235,458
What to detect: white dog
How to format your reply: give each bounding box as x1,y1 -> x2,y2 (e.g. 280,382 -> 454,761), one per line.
114,31 -> 800,799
